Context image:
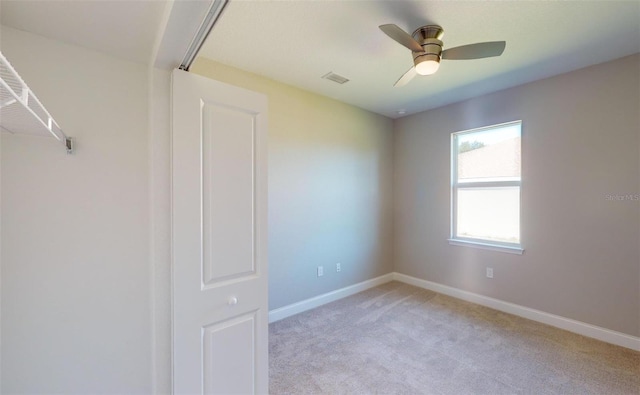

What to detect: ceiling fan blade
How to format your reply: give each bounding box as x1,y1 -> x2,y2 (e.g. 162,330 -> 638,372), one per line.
441,41 -> 506,60
379,24 -> 424,52
394,67 -> 417,87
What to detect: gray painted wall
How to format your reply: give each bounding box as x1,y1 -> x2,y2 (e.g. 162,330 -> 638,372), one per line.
192,59 -> 395,310
393,54 -> 640,337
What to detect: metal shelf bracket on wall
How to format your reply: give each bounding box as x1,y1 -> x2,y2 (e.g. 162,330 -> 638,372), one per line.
0,51 -> 74,154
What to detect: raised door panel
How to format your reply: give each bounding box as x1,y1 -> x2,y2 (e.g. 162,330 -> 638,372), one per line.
202,104 -> 256,287
202,313 -> 257,395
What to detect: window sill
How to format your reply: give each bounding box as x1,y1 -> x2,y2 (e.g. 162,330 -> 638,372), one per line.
448,239 -> 524,255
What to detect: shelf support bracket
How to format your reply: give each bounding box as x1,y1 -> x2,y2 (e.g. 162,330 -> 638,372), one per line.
65,137 -> 74,154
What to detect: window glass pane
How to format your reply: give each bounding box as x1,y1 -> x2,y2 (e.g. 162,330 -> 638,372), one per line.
456,123 -> 520,182
457,187 -> 520,244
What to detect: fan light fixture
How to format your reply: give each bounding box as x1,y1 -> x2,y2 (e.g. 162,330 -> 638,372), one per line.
412,34 -> 443,76
415,57 -> 440,75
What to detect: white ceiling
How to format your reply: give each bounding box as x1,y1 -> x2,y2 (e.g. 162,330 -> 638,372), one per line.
0,0 -> 169,65
198,0 -> 640,118
1,1 -> 638,119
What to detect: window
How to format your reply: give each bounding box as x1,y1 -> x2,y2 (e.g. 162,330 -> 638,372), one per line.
450,121 -> 523,254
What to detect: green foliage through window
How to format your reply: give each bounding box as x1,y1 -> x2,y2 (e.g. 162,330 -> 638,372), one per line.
458,140 -> 485,153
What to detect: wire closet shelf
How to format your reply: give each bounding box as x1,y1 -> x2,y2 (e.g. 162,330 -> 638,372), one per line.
0,51 -> 72,153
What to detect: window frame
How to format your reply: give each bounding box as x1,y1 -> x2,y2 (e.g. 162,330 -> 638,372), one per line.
449,120 -> 524,255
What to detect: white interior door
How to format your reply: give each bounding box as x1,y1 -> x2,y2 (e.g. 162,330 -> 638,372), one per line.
171,69 -> 268,395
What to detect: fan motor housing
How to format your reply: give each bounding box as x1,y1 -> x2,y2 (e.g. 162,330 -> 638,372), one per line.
412,39 -> 442,63
412,25 -> 444,41
411,25 -> 444,65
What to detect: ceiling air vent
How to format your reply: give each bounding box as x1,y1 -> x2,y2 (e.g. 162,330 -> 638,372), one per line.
321,72 -> 349,85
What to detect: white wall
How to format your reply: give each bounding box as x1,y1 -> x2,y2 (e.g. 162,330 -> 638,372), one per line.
191,59 -> 395,310
0,67 -> 2,391
1,27 -> 152,393
393,54 -> 640,337
149,68 -> 171,395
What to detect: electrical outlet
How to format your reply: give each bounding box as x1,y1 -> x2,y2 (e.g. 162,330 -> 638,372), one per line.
336,263 -> 341,272
317,266 -> 324,277
486,267 -> 494,279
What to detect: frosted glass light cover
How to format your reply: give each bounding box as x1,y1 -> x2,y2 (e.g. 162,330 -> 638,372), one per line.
415,60 -> 440,75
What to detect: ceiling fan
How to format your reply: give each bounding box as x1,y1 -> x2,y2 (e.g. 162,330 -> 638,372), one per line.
379,24 -> 506,87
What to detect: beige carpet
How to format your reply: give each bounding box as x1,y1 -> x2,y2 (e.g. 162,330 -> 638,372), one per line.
269,281 -> 639,394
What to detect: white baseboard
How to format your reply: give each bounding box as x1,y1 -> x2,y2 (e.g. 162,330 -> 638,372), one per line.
268,271 -> 639,351
268,273 -> 394,323
392,272 -> 640,351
